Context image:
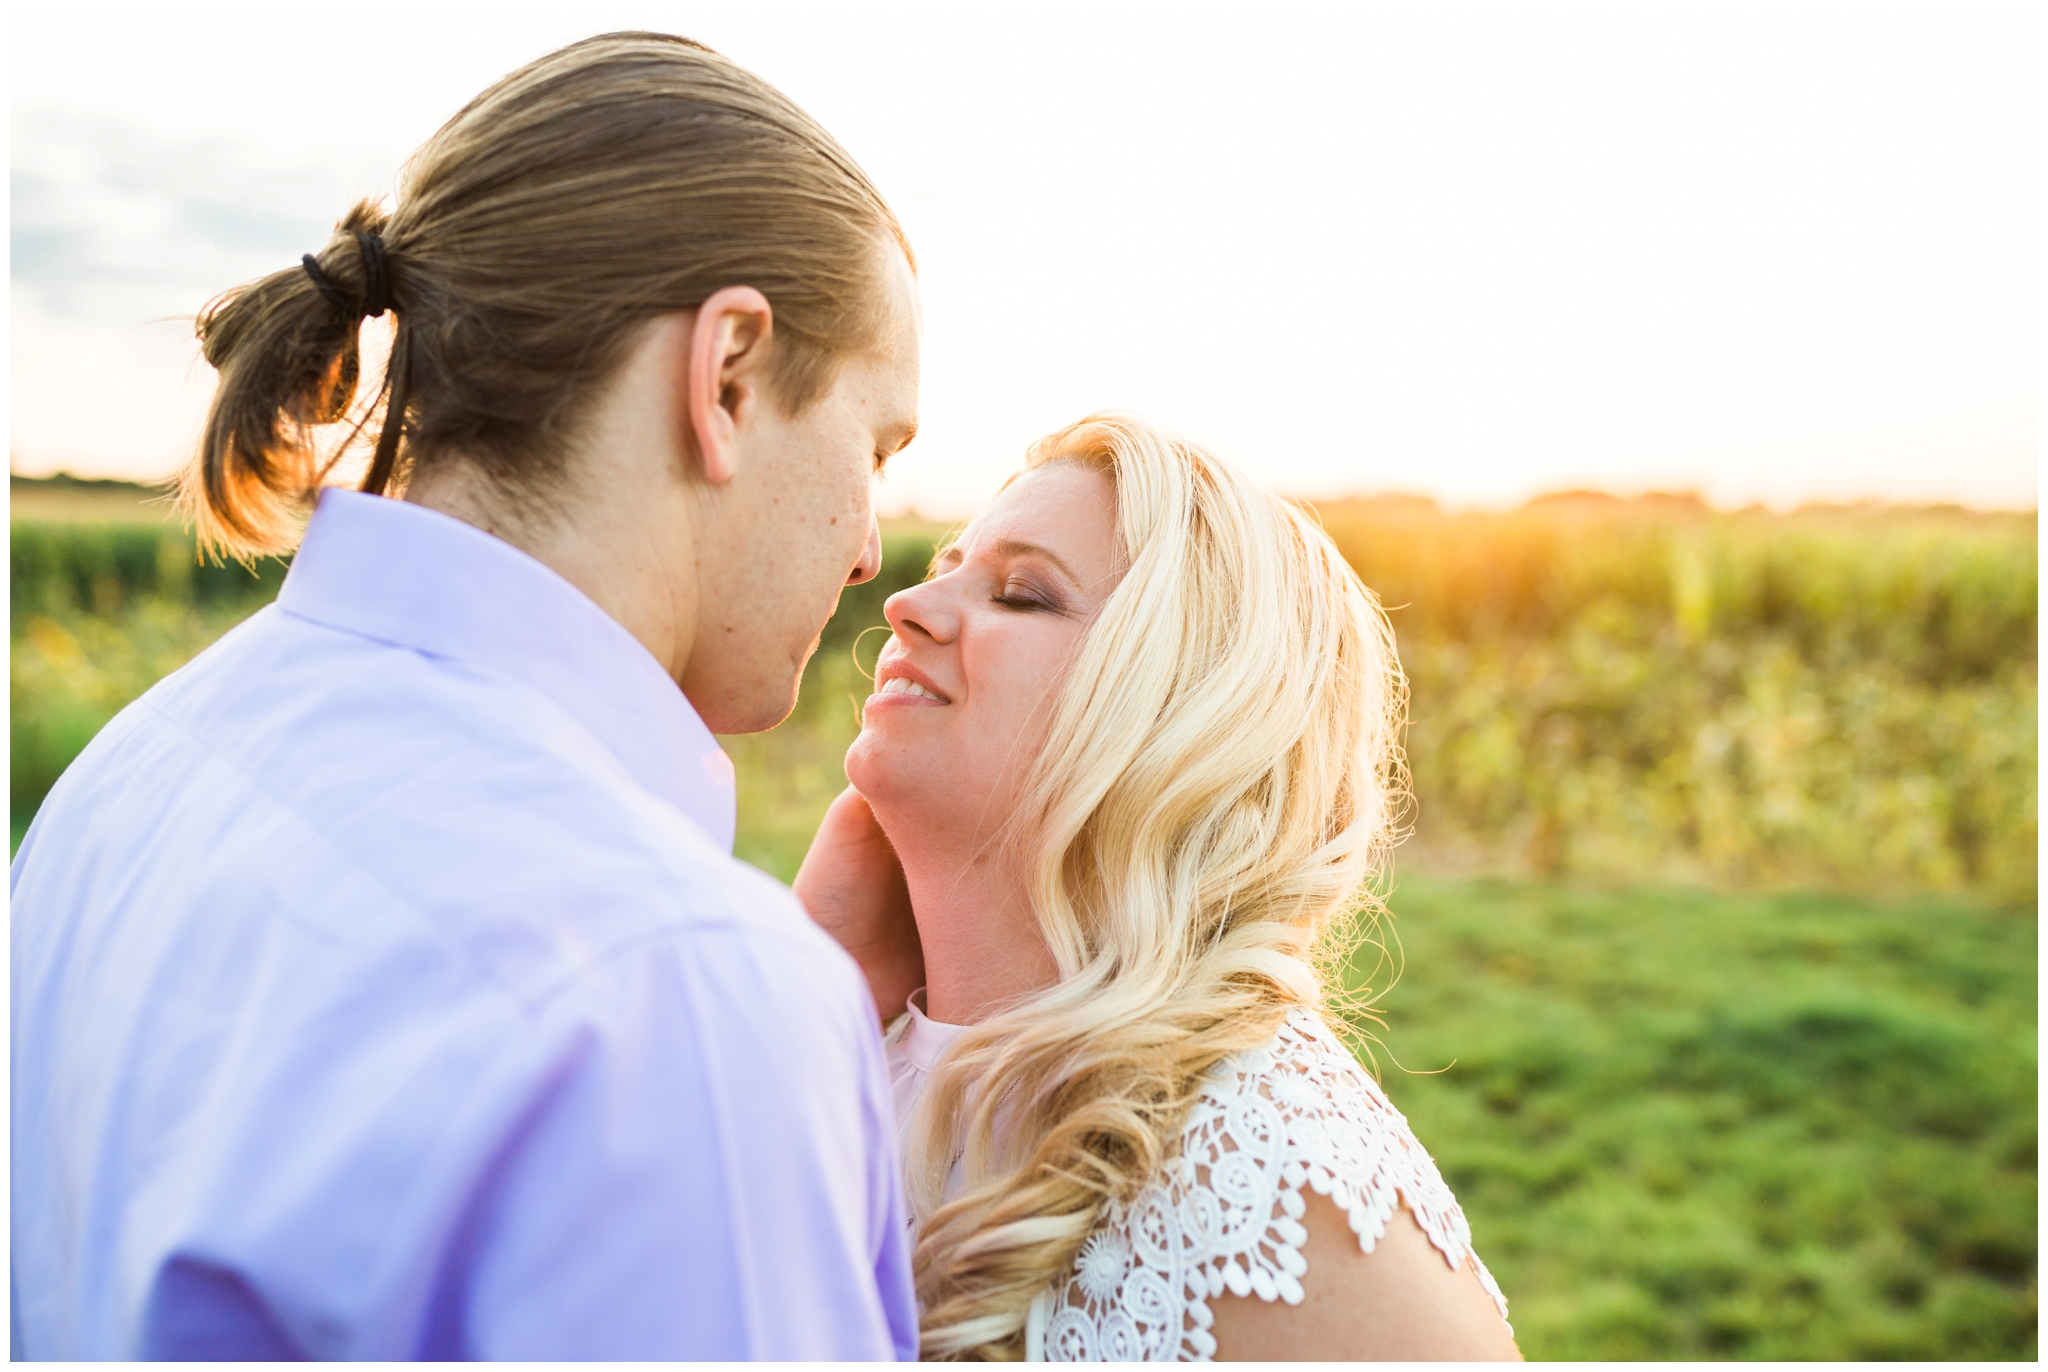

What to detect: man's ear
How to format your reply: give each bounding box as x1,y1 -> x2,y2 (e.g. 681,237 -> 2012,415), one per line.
684,285 -> 775,485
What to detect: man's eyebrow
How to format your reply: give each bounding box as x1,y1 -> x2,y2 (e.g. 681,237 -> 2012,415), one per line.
873,420 -> 918,472
881,420 -> 918,454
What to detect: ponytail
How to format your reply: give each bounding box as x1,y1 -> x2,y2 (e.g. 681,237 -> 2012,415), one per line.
181,200 -> 405,558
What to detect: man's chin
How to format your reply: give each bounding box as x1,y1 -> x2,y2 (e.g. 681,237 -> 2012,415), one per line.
691,676 -> 802,736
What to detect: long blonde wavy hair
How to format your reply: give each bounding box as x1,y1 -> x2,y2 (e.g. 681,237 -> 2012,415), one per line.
901,414 -> 1410,1358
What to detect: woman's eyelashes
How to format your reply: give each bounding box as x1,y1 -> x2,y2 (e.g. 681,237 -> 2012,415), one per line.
993,591 -> 1048,611
992,578 -> 1065,613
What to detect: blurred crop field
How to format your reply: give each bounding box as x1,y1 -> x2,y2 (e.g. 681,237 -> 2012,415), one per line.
10,474 -> 2037,1358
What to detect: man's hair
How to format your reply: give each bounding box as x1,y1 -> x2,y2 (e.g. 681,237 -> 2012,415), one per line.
182,31 -> 911,557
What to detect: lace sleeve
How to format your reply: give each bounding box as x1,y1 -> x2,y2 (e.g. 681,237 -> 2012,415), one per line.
1028,1008 -> 1510,1362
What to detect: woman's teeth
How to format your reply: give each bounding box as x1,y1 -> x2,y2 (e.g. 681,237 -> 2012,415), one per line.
879,676 -> 942,701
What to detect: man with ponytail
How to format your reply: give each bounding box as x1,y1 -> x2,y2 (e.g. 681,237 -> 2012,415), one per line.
11,34 -> 921,1360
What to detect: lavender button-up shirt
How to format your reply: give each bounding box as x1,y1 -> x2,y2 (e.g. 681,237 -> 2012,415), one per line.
11,490 -> 917,1360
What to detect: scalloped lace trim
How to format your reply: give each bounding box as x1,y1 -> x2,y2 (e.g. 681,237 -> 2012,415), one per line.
1026,1008 -> 1510,1362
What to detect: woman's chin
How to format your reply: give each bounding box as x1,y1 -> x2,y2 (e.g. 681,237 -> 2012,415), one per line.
846,733 -> 940,812
841,734 -> 889,800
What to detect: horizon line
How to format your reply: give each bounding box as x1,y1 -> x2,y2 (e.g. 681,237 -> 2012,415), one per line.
11,467 -> 2037,522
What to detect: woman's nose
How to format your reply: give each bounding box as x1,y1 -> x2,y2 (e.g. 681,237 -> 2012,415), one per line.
884,577 -> 958,644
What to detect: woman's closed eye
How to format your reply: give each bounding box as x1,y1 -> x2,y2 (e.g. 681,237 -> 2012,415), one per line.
993,580 -> 1063,612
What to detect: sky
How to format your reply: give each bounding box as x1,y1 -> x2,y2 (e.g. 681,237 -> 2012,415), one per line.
8,1 -> 2039,514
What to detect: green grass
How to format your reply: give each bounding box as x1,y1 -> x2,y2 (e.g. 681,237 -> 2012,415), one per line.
1355,876 -> 2036,1360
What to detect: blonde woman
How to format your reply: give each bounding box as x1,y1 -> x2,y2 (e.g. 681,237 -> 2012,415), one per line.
797,414 -> 1520,1360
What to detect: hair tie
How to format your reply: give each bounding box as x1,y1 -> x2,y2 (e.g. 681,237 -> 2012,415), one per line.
300,230 -> 392,319
354,231 -> 391,319
300,253 -> 349,313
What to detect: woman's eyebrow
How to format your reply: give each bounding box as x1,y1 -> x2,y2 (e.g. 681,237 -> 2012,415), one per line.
987,538 -> 1079,583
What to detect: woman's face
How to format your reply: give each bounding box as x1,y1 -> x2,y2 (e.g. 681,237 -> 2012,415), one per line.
845,462 -> 1122,845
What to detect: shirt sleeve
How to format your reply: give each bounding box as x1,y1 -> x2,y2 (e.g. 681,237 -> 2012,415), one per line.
444,923 -> 918,1359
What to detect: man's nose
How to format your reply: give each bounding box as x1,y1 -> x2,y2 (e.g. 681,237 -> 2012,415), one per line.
846,516 -> 883,586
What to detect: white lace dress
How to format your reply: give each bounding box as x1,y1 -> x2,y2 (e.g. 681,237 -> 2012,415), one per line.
886,999 -> 1510,1362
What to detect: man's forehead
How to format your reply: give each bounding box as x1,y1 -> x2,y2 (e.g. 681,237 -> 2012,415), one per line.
867,331 -> 919,431
849,349 -> 918,445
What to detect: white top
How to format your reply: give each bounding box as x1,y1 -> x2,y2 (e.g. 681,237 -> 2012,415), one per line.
887,989 -> 974,1127
886,1002 -> 1509,1362
12,489 -> 916,1360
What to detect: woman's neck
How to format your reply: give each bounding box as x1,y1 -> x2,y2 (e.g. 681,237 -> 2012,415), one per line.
889,830 -> 1060,1026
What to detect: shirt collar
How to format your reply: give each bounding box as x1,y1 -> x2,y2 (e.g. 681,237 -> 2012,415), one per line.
901,988 -> 972,1074
277,488 -> 736,851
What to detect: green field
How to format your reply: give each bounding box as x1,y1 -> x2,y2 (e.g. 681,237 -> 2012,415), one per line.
1361,877 -> 2034,1360
9,477 -> 2037,1357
